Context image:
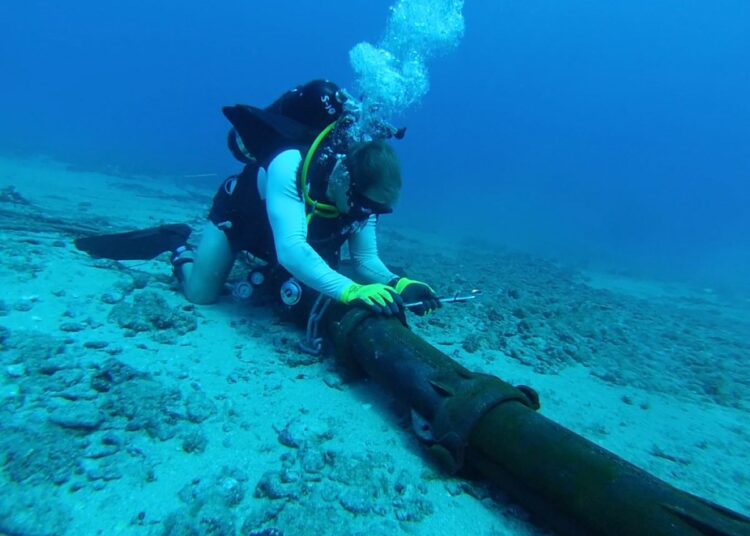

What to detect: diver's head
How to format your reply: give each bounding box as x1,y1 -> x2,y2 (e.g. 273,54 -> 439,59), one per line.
327,140 -> 402,218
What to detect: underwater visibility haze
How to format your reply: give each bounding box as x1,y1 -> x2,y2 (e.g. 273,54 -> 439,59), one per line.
0,1 -> 749,535
2,0 -> 749,290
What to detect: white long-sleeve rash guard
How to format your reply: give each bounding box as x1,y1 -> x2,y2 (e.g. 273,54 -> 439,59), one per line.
262,149 -> 397,300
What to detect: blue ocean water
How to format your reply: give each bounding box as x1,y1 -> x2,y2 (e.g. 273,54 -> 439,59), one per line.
1,3 -> 750,534
1,0 -> 749,288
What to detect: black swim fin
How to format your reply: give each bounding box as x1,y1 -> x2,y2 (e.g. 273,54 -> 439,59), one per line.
74,223 -> 192,261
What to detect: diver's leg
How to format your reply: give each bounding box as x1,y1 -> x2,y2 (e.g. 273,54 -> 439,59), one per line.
179,223 -> 235,304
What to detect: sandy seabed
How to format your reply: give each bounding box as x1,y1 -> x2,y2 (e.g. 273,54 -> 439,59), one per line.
0,155 -> 748,536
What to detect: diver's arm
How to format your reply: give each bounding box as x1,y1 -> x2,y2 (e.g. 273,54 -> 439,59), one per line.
265,150 -> 355,299
348,215 -> 398,284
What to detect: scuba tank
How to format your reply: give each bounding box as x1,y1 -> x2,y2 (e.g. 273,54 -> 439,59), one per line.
223,80 -> 346,165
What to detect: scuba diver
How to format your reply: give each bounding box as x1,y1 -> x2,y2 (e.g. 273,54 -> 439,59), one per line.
76,80 -> 441,318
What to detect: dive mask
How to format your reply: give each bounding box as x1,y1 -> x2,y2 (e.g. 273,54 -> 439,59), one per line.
348,191 -> 394,219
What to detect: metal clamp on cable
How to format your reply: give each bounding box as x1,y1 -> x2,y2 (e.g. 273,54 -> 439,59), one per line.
422,371 -> 540,474
299,294 -> 332,355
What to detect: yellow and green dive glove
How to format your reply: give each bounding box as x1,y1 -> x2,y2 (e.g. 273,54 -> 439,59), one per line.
340,283 -> 403,316
391,277 -> 441,316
